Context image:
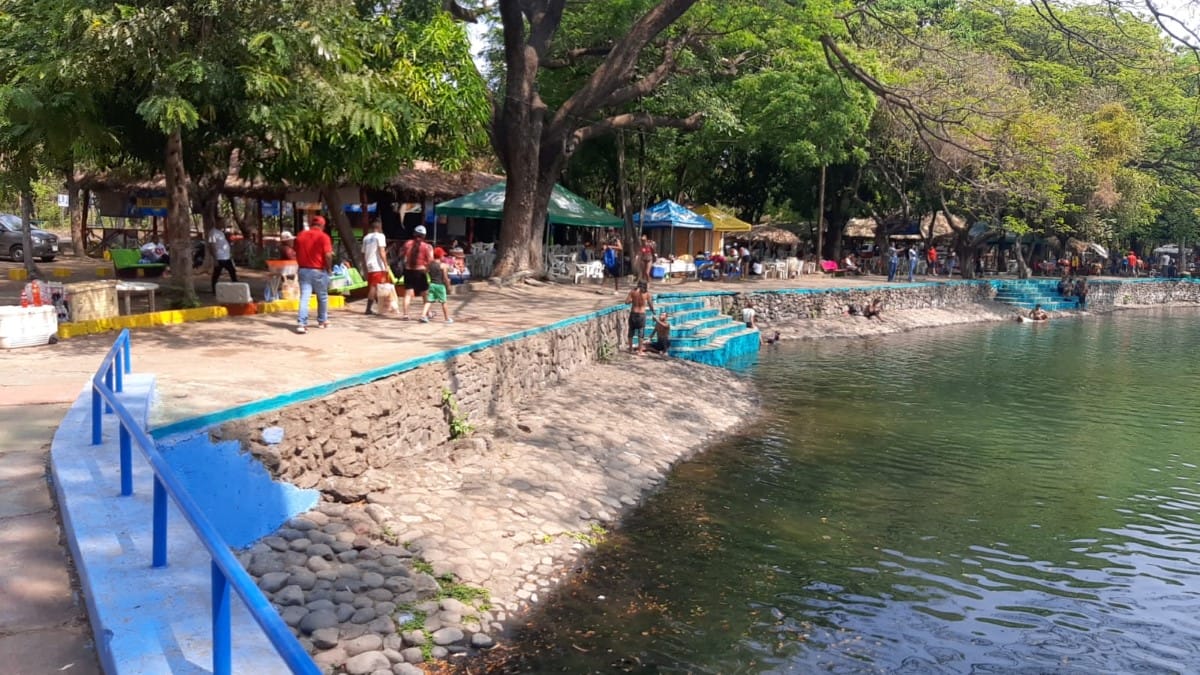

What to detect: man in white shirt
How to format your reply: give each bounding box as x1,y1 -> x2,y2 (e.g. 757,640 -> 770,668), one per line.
362,219 -> 389,315
207,222 -> 237,293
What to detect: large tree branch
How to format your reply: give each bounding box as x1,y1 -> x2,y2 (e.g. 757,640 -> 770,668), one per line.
547,0 -> 700,143
597,33 -> 692,109
570,111 -> 704,148
543,45 -> 614,69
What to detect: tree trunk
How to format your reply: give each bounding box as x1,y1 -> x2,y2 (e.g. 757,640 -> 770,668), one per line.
19,187 -> 41,279
64,170 -> 89,259
321,185 -> 363,271
165,128 -> 198,305
956,234 -> 977,280
1014,239 -> 1030,279
80,189 -> 91,252
226,195 -> 259,241
816,165 -> 826,260
617,131 -> 633,279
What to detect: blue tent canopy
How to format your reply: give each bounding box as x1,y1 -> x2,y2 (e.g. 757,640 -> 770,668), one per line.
633,200 -> 713,230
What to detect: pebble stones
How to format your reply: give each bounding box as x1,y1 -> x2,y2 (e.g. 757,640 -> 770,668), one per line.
245,502 -> 496,674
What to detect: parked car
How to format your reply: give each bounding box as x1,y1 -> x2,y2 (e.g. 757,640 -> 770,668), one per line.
0,214 -> 59,262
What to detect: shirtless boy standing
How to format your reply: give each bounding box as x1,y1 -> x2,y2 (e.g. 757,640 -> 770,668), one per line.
626,282 -> 655,354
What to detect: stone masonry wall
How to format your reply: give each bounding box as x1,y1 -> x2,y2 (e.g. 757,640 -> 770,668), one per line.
713,282 -> 997,321
214,311 -> 625,502
1084,278 -> 1200,309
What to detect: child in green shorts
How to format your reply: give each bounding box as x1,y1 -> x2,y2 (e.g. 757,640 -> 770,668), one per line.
421,249 -> 453,323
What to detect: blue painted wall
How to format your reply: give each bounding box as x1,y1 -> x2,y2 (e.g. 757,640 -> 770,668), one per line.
159,434 -> 319,549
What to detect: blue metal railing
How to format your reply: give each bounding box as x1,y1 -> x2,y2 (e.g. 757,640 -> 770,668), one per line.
90,329 -> 319,675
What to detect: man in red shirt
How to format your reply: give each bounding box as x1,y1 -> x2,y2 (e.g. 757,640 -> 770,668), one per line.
926,246 -> 938,276
295,215 -> 333,333
400,225 -> 434,320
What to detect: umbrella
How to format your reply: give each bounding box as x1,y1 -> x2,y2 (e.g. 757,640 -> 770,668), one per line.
692,205 -> 752,232
633,200 -> 713,257
435,182 -> 622,228
1088,243 -> 1109,259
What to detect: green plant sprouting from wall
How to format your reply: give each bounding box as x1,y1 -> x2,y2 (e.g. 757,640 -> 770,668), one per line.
597,338 -> 616,363
441,388 -> 474,438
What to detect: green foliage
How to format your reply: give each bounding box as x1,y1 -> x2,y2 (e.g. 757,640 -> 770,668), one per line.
440,388 -> 474,439
537,523 -> 609,547
597,338 -> 617,363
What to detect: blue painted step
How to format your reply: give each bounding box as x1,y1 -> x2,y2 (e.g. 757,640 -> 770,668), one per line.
640,295 -> 761,368
993,280 -> 1081,312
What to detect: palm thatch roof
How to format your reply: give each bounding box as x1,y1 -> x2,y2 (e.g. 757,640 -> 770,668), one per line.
74,159 -> 503,203
749,225 -> 800,246
385,161 -> 502,202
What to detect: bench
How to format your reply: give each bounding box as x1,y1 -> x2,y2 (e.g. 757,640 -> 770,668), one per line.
328,267 -> 368,296
820,260 -> 846,277
109,248 -> 167,279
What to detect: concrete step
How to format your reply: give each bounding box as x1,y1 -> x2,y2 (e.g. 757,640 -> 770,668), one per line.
670,327 -> 761,366
669,320 -> 746,348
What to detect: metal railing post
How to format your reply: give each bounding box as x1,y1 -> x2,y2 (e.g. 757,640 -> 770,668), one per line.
115,349 -> 124,393
212,562 -> 232,675
91,387 -> 102,445
104,367 -> 114,414
153,477 -> 168,568
119,424 -> 133,497
122,333 -> 132,373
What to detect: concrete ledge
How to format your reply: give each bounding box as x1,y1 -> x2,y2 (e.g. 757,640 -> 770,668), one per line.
50,376 -> 295,674
58,307 -> 229,339
57,296 -> 347,339
257,295 -> 346,314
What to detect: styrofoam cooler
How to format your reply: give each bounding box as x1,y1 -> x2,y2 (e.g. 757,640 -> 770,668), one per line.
0,305 -> 59,348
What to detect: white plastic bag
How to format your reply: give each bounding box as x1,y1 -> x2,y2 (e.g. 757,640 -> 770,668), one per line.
375,283 -> 400,314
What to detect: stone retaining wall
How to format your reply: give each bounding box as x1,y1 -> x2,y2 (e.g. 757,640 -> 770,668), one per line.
214,311 -> 625,502
1083,278 -> 1200,309
712,282 -> 997,321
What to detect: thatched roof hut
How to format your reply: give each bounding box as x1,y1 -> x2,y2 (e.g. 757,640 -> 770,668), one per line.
749,225 -> 800,247
75,159 -> 503,204
385,161 -> 502,203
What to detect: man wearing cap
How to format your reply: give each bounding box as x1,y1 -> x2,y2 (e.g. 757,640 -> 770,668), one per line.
400,225 -> 434,320
295,215 -> 333,333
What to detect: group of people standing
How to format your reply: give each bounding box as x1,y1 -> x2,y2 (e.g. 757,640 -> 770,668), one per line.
283,217 -> 454,334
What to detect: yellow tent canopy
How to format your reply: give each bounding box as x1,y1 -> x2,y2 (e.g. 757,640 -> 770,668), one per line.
693,205 -> 752,232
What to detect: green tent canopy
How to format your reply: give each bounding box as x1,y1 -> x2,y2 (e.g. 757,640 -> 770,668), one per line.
435,182 -> 622,228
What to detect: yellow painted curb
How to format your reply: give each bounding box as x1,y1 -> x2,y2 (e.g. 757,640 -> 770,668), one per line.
58,306 -> 228,339
259,296 -> 346,314
56,295 -> 346,339
8,268 -> 29,281
52,268 -> 73,278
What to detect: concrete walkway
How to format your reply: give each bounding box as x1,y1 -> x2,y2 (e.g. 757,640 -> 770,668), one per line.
0,267 -> 900,673
0,402 -> 101,675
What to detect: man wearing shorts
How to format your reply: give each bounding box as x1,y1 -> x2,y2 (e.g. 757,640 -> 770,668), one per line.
400,225 -> 433,319
625,282 -> 655,354
362,219 -> 388,315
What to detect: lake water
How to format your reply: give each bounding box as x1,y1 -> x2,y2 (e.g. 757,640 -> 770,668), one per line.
490,308 -> 1200,674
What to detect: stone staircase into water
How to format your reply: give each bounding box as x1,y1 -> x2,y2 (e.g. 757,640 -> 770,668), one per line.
646,296 -> 760,367
992,279 -> 1081,312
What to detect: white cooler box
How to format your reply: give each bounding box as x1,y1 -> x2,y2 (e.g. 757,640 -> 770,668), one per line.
0,305 -> 59,349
